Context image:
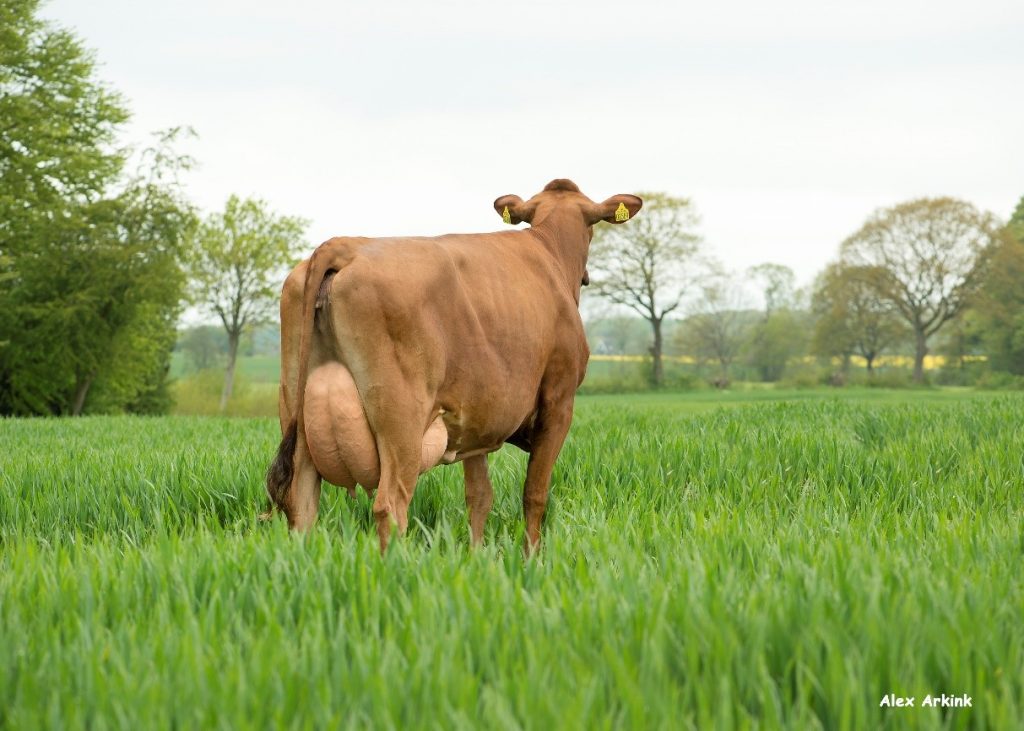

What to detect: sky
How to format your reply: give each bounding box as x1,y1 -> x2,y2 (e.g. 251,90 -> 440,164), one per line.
43,0 -> 1024,298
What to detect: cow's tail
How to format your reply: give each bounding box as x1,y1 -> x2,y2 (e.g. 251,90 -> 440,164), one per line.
265,238 -> 353,512
264,420 -> 298,515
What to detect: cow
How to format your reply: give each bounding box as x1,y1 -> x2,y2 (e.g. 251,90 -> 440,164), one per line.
266,179 -> 643,552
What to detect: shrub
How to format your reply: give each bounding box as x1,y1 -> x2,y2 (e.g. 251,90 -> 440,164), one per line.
778,372 -> 823,389
974,371 -> 1024,391
847,368 -> 918,389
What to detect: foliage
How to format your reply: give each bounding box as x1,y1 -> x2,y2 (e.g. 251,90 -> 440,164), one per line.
969,197 -> 1024,375
1,0 -> 126,413
0,0 -> 127,228
747,262 -> 797,314
187,195 -> 307,411
2,392 -> 1022,728
680,268 -> 752,380
588,192 -> 703,387
176,325 -> 228,372
974,370 -> 1024,390
0,3 -> 194,416
742,263 -> 806,381
744,309 -> 807,382
840,198 -> 999,382
811,262 -> 906,373
3,133 -> 195,415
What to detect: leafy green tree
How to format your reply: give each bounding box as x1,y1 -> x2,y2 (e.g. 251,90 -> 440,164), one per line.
971,196 -> 1024,374
841,198 -> 998,383
588,192 -> 703,387
9,132 -> 196,415
743,263 -> 805,381
78,134 -> 196,413
684,268 -> 751,381
0,0 -> 127,227
188,196 -> 307,411
745,311 -> 806,382
1011,196 -> 1024,231
0,3 -> 196,415
812,262 -> 905,376
1,0 -> 130,412
810,265 -> 856,373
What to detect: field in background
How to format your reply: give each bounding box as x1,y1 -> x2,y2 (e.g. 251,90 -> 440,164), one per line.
2,391 -> 1022,728
168,353 -> 971,417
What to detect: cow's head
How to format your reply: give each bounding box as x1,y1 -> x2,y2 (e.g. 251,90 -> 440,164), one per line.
494,180 -> 641,291
493,179 -> 643,231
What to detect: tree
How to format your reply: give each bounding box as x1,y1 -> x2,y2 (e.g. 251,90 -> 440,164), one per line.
188,196 -> 307,411
745,311 -> 806,382
0,0 -> 127,229
748,262 -> 797,316
178,325 -> 227,372
841,198 -> 999,383
588,192 -> 703,387
684,268 -> 751,381
0,4 -> 194,415
811,262 -> 905,376
8,131 -> 195,415
75,131 -> 196,413
970,196 -> 1024,374
1,0 -> 128,412
744,263 -> 805,382
810,265 -> 856,373
1012,196 -> 1024,231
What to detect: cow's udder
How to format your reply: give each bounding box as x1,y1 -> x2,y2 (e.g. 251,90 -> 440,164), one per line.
304,362 -> 449,491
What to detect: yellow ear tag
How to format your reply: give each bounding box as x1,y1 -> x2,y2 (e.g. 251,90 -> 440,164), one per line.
502,205 -> 512,224
614,202 -> 630,222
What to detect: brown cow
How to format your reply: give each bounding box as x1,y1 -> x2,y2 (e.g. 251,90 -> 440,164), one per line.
266,179 -> 642,552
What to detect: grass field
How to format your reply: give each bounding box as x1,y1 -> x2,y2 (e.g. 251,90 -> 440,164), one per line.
2,391 -> 1022,729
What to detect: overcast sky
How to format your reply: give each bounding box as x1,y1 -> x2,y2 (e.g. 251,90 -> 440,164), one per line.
44,0 -> 1024,294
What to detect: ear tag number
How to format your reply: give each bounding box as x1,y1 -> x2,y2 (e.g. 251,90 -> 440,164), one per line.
615,202 -> 630,222
502,206 -> 512,224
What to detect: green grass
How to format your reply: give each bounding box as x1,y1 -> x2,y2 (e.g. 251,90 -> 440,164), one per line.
2,392 -> 1022,729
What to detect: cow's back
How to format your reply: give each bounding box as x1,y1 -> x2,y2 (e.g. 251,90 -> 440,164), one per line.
320,232 -> 585,451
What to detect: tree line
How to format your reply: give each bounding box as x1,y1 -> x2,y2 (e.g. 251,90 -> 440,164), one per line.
0,1 -> 306,415
588,195 -> 1023,388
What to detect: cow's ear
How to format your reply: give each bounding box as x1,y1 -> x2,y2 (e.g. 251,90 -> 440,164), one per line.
494,195 -> 536,225
586,194 -> 643,225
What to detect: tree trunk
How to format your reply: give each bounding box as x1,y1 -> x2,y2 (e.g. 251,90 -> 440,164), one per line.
220,330 -> 240,412
866,354 -> 875,377
649,317 -> 664,388
71,373 -> 94,416
913,330 -> 928,384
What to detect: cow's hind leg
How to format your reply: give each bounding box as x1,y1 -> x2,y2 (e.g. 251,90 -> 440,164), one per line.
522,398 -> 574,554
361,378 -> 430,550
371,429 -> 423,551
463,454 -> 493,546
